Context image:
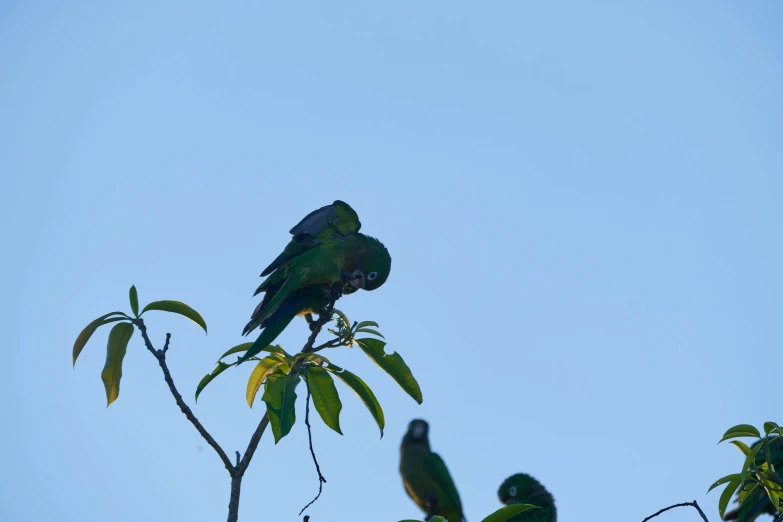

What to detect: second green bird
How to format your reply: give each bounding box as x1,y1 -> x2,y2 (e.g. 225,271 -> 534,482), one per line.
400,419 -> 466,522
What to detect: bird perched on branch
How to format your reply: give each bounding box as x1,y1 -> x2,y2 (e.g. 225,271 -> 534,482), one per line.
498,473 -> 557,522
400,419 -> 465,522
724,436 -> 783,522
239,200 -> 391,362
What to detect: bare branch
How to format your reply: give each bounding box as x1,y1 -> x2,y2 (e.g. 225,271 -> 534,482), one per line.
642,501 -> 709,522
299,379 -> 327,516
134,319 -> 235,474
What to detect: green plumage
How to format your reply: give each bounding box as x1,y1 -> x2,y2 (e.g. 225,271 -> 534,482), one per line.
240,201 -> 391,362
498,473 -> 556,522
724,436 -> 783,522
400,420 -> 465,522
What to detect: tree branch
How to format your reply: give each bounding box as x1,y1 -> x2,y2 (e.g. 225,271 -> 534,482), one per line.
299,378 -> 327,516
134,319 -> 235,474
642,501 -> 709,522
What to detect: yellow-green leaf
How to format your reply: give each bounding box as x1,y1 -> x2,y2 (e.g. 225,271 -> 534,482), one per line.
333,308 -> 350,328
141,300 -> 207,333
101,323 -> 134,407
72,312 -> 128,366
129,285 -> 139,317
731,440 -> 752,456
246,357 -> 288,408
306,366 -> 343,435
219,342 -> 254,360
355,338 -> 422,404
263,373 -> 300,443
195,361 -> 233,402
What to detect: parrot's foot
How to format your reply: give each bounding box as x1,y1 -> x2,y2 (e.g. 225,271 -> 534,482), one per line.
305,313 -> 317,331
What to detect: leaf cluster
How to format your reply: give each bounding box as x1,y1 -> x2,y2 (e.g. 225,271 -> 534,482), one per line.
197,309 -> 423,443
72,285 -> 207,406
709,422 -> 783,519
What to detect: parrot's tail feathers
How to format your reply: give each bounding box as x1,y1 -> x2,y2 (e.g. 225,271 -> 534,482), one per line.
723,507 -> 739,521
238,313 -> 296,363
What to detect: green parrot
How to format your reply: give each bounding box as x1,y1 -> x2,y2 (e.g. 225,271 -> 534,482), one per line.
724,435 -> 783,522
239,200 -> 391,362
400,419 -> 465,522
498,473 -> 556,522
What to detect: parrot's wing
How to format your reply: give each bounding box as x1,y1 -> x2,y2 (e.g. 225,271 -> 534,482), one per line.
254,248 -> 341,325
290,200 -> 361,237
260,201 -> 360,277
424,453 -> 464,521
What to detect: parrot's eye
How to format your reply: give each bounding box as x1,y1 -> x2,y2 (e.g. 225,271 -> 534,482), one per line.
509,486 -> 517,497
367,272 -> 378,281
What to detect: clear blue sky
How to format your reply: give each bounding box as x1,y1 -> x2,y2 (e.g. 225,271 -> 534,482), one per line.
2,2 -> 781,521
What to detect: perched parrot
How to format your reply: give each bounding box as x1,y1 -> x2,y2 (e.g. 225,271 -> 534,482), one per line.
239,200 -> 391,362
724,436 -> 783,522
400,419 -> 465,522
498,473 -> 557,522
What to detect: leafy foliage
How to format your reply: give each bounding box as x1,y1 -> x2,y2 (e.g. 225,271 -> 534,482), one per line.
710,422 -> 783,519
72,285 -> 206,406
194,309 -> 421,443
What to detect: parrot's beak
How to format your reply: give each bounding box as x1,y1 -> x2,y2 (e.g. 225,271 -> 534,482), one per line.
349,269 -> 365,289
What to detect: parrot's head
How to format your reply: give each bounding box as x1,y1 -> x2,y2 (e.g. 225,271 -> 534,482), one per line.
350,235 -> 391,292
402,419 -> 430,447
497,473 -> 554,508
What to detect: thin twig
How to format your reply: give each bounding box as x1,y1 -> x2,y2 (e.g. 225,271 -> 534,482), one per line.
299,378 -> 327,516
642,501 -> 709,522
311,338 -> 342,352
134,319 -> 235,474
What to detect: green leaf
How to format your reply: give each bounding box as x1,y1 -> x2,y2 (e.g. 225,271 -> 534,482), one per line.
306,367 -> 343,435
219,342 -> 254,360
759,477 -> 781,510
333,308 -> 350,328
72,312 -> 129,366
355,338 -> 422,404
764,422 -> 780,435
219,343 -> 287,362
141,300 -> 207,333
355,320 -> 379,330
195,361 -> 233,401
355,328 -> 385,339
708,473 -> 743,493
101,322 -> 134,407
129,285 -> 139,317
720,424 -> 762,443
303,353 -> 331,366
263,373 -> 300,443
719,479 -> 743,519
246,357 -> 288,408
326,364 -> 385,437
742,442 -> 766,478
481,504 -> 539,522
731,440 -> 752,456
